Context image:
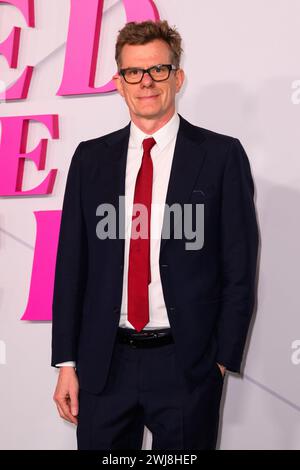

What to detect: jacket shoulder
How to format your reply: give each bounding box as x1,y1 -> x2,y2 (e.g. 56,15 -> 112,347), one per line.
179,114 -> 238,147
77,122 -> 131,154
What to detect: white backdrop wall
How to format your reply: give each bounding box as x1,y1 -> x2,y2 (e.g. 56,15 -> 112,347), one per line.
1,0 -> 300,450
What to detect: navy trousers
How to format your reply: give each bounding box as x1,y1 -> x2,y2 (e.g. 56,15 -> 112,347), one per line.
77,338 -> 224,450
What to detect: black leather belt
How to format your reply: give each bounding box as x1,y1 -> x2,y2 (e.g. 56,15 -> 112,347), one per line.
117,327 -> 174,348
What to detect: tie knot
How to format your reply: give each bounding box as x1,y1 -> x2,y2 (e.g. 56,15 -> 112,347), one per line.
142,137 -> 156,153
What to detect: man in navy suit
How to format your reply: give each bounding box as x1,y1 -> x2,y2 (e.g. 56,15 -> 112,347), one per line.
52,20 -> 258,449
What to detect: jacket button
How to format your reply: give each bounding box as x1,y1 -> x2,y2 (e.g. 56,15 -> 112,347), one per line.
161,264 -> 168,268
113,307 -> 120,315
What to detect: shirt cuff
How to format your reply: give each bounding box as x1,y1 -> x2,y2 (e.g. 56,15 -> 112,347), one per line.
55,361 -> 76,367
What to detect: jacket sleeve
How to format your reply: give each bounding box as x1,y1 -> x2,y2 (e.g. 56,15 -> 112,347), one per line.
51,143 -> 88,367
216,138 -> 259,373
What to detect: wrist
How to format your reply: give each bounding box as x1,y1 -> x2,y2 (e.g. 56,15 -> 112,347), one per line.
59,366 -> 76,373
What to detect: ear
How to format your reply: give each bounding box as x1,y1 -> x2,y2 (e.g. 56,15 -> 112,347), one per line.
113,72 -> 125,97
175,68 -> 185,93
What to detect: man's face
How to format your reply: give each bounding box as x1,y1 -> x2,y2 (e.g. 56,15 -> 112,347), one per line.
114,39 -> 185,123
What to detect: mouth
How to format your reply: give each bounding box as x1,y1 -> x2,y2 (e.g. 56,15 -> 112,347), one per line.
137,95 -> 159,100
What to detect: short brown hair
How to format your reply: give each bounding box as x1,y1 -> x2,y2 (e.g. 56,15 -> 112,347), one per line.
115,20 -> 183,69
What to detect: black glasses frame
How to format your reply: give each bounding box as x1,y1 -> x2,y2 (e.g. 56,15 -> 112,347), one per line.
119,64 -> 178,84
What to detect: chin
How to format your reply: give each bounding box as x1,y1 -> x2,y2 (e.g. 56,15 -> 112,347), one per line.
137,107 -> 163,117
134,108 -> 154,116
140,113 -> 161,120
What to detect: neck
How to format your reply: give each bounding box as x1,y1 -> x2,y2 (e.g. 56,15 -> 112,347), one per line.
131,109 -> 176,135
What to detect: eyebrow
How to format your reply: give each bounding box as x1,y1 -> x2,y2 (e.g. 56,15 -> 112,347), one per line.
121,64 -> 167,69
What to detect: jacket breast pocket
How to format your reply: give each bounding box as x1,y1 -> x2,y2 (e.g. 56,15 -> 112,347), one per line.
190,184 -> 217,202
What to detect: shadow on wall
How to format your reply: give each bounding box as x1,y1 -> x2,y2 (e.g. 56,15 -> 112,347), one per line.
180,78 -> 300,449
218,178 -> 300,449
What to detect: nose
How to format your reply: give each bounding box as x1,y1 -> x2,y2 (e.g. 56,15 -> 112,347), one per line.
140,71 -> 154,86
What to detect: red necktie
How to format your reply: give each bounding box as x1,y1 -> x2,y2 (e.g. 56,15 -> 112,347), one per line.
127,137 -> 156,332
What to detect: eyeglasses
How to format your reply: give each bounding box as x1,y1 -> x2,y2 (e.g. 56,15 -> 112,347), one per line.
119,64 -> 178,84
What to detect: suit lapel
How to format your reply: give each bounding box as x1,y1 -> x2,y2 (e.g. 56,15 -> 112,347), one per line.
103,122 -> 130,261
160,115 -> 207,252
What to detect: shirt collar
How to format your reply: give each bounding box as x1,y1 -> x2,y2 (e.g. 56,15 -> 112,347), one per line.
129,112 -> 180,152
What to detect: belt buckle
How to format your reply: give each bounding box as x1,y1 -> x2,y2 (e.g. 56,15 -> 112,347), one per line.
119,329 -> 166,348
143,331 -> 158,338
128,332 -> 157,348
136,331 -> 156,338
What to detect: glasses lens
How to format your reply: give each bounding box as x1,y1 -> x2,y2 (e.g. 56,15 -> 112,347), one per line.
124,68 -> 143,83
149,65 -> 170,81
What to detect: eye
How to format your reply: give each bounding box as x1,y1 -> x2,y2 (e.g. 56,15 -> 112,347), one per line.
127,68 -> 140,76
151,65 -> 169,76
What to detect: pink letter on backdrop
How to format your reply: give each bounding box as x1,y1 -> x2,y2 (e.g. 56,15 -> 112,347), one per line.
0,26 -> 20,68
57,0 -> 159,96
0,0 -> 35,100
21,210 -> 61,321
0,115 -> 59,196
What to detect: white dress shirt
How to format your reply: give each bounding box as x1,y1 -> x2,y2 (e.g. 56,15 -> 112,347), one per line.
56,111 -> 180,366
120,111 -> 179,329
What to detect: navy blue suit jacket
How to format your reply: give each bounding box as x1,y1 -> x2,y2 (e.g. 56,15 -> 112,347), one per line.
51,114 -> 259,394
